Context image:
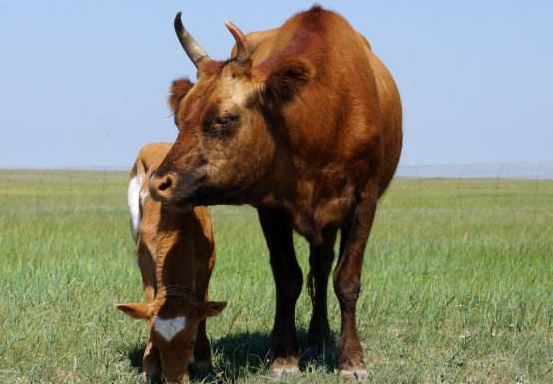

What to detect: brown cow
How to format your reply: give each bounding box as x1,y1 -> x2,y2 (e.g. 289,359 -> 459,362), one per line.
117,143 -> 226,382
149,6 -> 402,380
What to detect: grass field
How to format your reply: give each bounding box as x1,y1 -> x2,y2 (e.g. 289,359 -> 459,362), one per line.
0,170 -> 552,383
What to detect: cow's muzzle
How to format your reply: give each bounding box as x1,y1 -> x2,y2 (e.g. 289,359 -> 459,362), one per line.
149,171 -> 179,202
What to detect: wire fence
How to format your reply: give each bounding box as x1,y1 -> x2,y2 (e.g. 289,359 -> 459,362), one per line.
395,162 -> 553,180
26,162 -> 551,183
2,162 -> 553,180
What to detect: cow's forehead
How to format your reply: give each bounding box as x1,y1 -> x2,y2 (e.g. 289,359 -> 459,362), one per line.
180,72 -> 250,129
220,70 -> 256,108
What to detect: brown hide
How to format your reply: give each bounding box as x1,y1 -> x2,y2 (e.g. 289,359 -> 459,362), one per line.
154,7 -> 402,242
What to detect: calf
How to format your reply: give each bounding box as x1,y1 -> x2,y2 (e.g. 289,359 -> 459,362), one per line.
117,143 -> 226,382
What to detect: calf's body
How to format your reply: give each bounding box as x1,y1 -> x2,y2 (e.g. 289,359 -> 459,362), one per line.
118,143 -> 225,382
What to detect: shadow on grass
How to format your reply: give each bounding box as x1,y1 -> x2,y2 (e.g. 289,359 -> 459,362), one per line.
128,346 -> 144,373
127,346 -> 163,383
207,329 -> 339,382
126,329 -> 339,382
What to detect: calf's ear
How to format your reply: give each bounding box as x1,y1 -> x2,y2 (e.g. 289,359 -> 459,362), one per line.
199,301 -> 227,319
168,78 -> 195,113
262,59 -> 314,106
116,302 -> 154,320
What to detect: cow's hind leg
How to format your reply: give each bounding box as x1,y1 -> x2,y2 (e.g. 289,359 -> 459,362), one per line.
258,207 -> 302,379
307,226 -> 337,353
333,188 -> 378,381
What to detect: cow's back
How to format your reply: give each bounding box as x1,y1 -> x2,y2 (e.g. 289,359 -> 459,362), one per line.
243,10 -> 402,197
362,37 -> 403,196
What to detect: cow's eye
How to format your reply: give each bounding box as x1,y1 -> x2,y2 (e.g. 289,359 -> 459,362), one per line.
203,109 -> 238,135
214,114 -> 238,129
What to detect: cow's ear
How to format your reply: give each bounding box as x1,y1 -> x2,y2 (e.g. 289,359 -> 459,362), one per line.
199,301 -> 227,319
116,302 -> 154,320
168,78 -> 194,113
262,59 -> 314,106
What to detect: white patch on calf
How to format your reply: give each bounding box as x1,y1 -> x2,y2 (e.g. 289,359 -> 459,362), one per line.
127,174 -> 142,240
153,316 -> 187,341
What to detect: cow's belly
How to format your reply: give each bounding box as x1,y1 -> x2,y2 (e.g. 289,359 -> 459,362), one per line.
291,185 -> 355,244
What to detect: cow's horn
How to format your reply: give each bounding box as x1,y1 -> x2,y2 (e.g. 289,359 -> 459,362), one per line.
174,12 -> 210,67
225,21 -> 250,63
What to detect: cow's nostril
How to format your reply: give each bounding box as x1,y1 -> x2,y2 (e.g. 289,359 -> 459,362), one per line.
158,176 -> 172,192
149,172 -> 178,201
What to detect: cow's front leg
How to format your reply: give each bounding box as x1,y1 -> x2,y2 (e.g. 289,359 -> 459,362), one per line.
258,207 -> 302,379
333,190 -> 377,381
307,227 -> 337,353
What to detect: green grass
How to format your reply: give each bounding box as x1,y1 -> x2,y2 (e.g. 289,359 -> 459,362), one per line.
1,170 -> 552,383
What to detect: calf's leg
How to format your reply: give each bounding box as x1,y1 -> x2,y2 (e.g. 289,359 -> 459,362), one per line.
136,242 -> 160,379
191,246 -> 216,374
137,242 -> 157,303
192,320 -> 211,373
258,207 -> 303,379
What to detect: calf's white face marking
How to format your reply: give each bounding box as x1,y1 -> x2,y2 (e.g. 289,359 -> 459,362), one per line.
127,174 -> 142,240
153,316 -> 187,341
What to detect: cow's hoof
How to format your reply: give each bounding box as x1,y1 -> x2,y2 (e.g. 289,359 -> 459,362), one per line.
339,366 -> 368,382
269,357 -> 300,381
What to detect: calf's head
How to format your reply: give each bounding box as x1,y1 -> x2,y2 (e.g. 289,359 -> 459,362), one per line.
149,13 -> 314,208
117,291 -> 226,382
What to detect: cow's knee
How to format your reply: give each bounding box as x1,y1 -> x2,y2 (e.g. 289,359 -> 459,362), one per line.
334,274 -> 361,310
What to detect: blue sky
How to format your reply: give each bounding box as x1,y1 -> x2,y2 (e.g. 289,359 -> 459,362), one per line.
0,1 -> 551,168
